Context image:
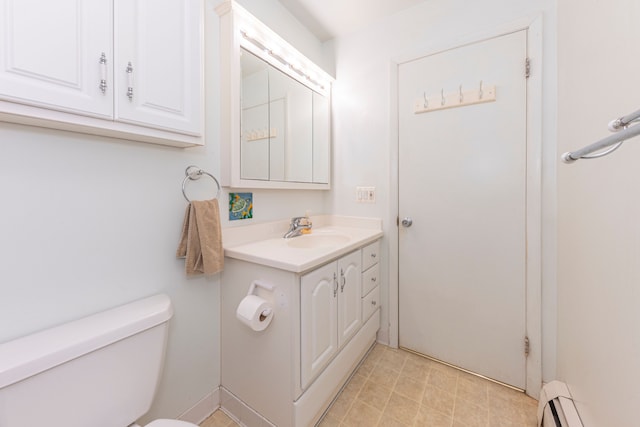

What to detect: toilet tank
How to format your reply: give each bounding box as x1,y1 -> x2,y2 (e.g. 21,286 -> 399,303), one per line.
0,294 -> 173,427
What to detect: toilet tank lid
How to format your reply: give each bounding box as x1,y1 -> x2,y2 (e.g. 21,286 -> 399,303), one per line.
0,294 -> 173,389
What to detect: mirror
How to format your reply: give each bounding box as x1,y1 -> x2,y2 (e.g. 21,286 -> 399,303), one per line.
217,2 -> 334,190
240,48 -> 330,184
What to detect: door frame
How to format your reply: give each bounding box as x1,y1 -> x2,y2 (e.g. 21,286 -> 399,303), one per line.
388,16 -> 543,398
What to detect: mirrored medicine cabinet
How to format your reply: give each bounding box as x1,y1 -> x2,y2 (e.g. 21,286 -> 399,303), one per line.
217,1 -> 334,190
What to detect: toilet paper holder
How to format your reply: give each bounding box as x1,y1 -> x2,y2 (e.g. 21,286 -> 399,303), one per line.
248,280 -> 274,296
248,280 -> 274,320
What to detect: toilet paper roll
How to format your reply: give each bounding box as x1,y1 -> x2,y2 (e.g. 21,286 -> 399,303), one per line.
236,294 -> 274,331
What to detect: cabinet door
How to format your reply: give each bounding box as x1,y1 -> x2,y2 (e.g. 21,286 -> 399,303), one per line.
337,251 -> 362,348
115,0 -> 202,135
300,262 -> 338,389
0,0 -> 113,118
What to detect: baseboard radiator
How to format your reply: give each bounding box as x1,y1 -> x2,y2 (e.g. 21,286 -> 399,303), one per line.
538,381 -> 584,427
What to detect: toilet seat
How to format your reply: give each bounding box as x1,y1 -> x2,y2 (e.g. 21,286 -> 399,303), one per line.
145,419 -> 198,427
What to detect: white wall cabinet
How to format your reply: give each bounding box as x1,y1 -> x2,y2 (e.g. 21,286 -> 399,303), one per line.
0,0 -> 203,147
221,239 -> 381,427
115,0 -> 202,135
300,250 -> 362,390
0,0 -> 113,118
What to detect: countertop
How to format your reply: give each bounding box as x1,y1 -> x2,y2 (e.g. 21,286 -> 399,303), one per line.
223,216 -> 383,273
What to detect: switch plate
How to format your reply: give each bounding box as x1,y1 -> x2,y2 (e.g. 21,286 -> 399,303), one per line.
356,186 -> 376,203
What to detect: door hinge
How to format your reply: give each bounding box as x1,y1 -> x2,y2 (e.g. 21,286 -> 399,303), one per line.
524,336 -> 530,357
525,58 -> 531,79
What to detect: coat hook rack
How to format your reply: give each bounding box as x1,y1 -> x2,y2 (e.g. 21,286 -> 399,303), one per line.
415,82 -> 496,115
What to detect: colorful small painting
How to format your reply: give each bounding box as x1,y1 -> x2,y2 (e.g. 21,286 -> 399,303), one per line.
229,192 -> 253,221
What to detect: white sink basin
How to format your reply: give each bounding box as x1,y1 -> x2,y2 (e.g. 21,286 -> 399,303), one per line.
285,233 -> 351,249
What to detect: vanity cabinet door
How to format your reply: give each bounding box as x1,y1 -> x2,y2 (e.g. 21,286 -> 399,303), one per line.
300,261 -> 338,390
115,0 -> 202,135
0,0 -> 113,118
337,251 -> 362,348
300,250 -> 363,390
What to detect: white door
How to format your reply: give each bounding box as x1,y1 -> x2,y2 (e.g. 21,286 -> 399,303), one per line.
0,0 -> 113,118
398,31 -> 528,389
300,262 -> 338,389
115,0 -> 202,135
337,251 -> 362,348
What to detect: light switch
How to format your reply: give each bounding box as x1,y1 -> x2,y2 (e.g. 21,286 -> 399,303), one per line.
356,186 -> 376,203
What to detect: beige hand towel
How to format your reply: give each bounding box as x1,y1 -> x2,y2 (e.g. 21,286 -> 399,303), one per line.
176,199 -> 224,276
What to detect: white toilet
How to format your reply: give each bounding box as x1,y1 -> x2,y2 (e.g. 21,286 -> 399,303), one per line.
0,294 -> 198,427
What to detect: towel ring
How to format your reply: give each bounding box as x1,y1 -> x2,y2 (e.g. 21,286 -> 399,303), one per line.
181,165 -> 221,202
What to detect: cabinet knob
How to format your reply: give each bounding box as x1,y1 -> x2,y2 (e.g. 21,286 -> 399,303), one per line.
371,277 -> 377,282
371,300 -> 377,306
371,253 -> 377,258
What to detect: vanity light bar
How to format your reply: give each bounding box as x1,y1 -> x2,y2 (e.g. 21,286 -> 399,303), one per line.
240,30 -> 268,52
240,30 -> 326,92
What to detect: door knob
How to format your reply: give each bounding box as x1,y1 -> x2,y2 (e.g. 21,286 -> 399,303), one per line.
401,217 -> 413,227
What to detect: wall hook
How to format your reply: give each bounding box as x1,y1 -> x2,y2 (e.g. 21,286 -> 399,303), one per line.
413,82 -> 496,115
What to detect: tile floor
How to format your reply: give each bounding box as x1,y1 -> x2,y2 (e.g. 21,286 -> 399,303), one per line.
200,344 -> 539,427
199,409 -> 238,427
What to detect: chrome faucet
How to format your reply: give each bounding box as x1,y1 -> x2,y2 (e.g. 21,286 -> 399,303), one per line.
283,216 -> 312,238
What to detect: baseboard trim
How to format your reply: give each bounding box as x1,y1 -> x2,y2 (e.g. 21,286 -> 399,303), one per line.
178,388 -> 221,425
376,326 -> 390,346
219,387 -> 276,427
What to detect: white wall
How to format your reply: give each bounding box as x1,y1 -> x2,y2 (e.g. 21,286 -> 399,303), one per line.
0,125 -> 221,422
0,5 -> 227,416
0,0 -> 330,422
329,0 -> 558,382
557,1 -> 640,425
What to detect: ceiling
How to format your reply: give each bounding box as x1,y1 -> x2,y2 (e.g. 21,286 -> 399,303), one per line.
278,0 -> 427,41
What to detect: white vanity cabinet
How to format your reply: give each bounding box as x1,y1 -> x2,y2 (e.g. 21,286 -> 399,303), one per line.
0,0 -> 203,147
300,250 -> 362,389
221,237 -> 382,427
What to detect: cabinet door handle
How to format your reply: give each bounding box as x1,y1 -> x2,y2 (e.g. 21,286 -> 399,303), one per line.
371,253 -> 377,259
126,62 -> 134,100
371,277 -> 377,283
99,53 -> 107,94
371,300 -> 377,306
333,272 -> 338,298
340,268 -> 346,292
